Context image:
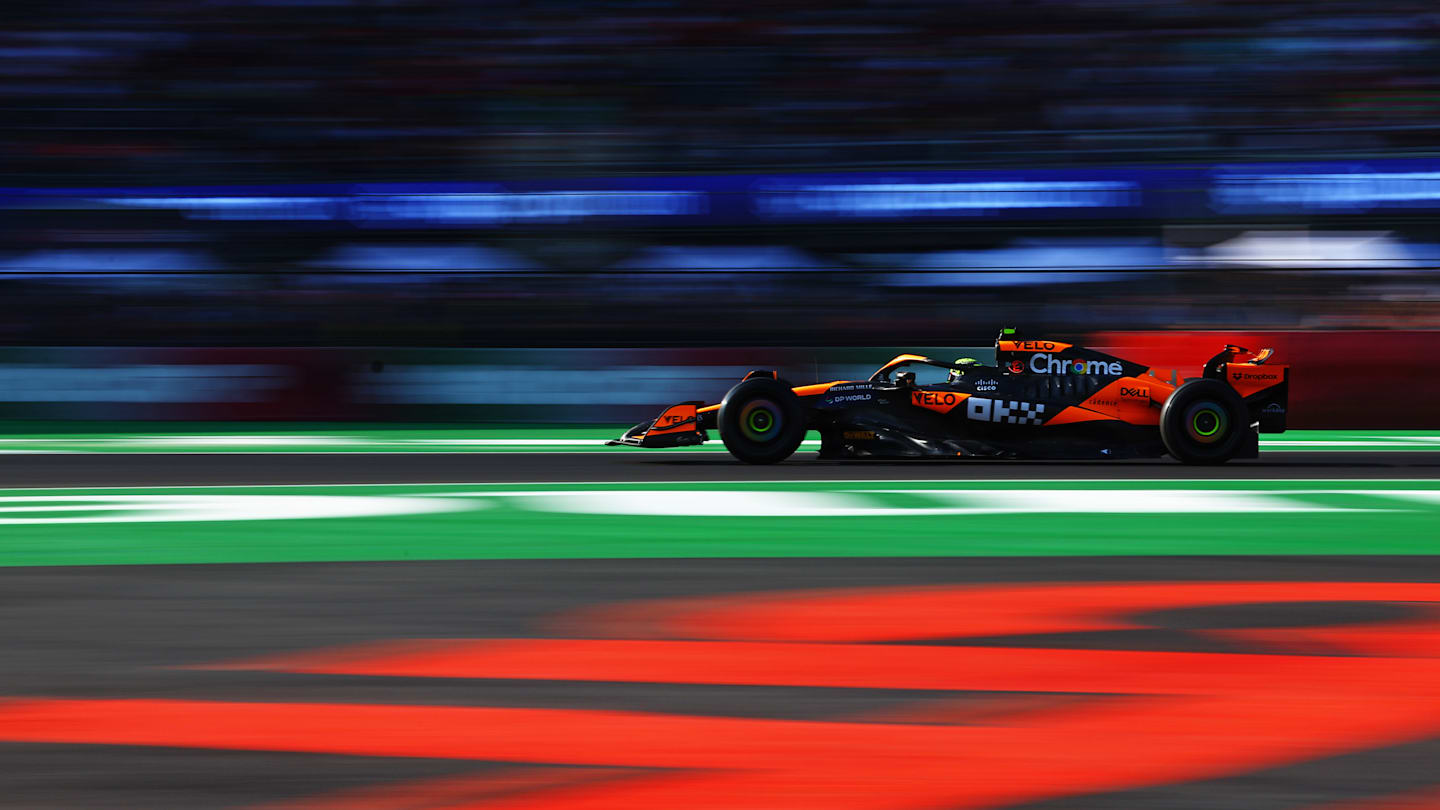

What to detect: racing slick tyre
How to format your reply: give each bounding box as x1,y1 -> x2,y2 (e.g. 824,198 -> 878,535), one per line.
718,378 -> 806,464
1160,378 -> 1248,465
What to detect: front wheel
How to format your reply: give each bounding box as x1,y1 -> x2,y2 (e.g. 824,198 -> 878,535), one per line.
717,378 -> 806,464
1159,379 -> 1248,465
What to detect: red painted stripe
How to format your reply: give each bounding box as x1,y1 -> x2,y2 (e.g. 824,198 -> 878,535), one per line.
563,582 -> 1440,643
213,640 -> 1440,694
1,695 -> 1436,810
13,580 -> 1440,809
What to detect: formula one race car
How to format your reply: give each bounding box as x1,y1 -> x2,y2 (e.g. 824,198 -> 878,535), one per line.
608,329 -> 1289,464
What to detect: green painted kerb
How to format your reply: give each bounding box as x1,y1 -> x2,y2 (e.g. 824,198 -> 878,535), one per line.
0,480 -> 1436,568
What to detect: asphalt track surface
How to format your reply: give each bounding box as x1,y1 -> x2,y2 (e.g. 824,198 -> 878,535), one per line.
2,449 -> 1439,487
3,452 -> 1439,808
5,557 -> 1440,809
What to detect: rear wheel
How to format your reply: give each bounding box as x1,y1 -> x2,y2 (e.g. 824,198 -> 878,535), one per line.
718,378 -> 806,464
1160,379 -> 1248,465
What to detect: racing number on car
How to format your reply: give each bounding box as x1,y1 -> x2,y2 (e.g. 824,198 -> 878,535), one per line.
1,581 -> 1437,809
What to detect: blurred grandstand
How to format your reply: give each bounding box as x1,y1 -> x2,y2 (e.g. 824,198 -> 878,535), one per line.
1,0 -> 1438,345
9,0 -> 1440,182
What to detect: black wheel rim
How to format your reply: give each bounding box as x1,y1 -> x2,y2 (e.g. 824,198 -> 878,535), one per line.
1184,401 -> 1229,444
739,399 -> 782,443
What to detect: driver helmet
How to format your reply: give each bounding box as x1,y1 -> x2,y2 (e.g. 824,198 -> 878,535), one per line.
947,357 -> 980,384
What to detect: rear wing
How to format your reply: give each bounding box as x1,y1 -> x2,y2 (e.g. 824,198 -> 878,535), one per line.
1204,345 -> 1288,433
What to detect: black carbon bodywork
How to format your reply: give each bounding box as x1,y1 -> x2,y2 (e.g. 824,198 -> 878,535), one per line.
805,377 -> 1170,460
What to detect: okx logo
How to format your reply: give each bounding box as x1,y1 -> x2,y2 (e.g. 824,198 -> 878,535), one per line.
967,396 -> 1045,425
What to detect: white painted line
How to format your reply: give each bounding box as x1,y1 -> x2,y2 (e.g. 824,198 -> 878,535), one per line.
512,490 -> 869,517
0,494 -> 476,524
444,488 -> 1402,517
0,505 -> 132,512
860,489 -> 1353,514
0,485 -> 1432,522
0,485 -> 1428,524
1363,490 -> 1440,506
120,435 -> 367,447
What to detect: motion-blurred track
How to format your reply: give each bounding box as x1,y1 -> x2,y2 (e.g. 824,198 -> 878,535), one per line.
3,556 -> 1440,809
2,449 -> 1437,808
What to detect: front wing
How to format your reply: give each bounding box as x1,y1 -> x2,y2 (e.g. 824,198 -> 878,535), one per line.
606,401 -> 709,448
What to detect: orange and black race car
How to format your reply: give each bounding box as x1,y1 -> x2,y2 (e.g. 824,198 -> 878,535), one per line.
608,329 -> 1288,464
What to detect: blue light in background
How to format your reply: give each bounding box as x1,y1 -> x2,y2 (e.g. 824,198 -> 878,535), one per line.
1212,169 -> 1440,213
20,157 -> 1440,227
752,180 -> 1141,218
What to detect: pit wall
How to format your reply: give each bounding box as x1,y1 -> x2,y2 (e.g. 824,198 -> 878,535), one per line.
0,333 -> 1430,428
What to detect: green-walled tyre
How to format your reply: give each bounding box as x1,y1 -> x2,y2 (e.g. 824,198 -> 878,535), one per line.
1160,378 -> 1249,465
718,378 -> 806,464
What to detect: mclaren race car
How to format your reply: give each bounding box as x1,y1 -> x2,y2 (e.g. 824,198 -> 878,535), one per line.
608,330 -> 1289,464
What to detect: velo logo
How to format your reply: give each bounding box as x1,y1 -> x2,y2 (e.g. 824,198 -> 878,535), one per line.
911,389 -> 966,413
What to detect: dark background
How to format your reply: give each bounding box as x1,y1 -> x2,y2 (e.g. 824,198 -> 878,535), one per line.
0,0 -> 1437,348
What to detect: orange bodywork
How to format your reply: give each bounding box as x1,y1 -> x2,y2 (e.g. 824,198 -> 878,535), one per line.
1066,375 -> 1177,426
1043,406 -> 1114,426
1227,363 -> 1288,398
694,382 -> 843,418
682,357 -> 1273,433
911,389 -> 970,414
870,354 -> 936,379
646,403 -> 699,434
791,382 -> 845,397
